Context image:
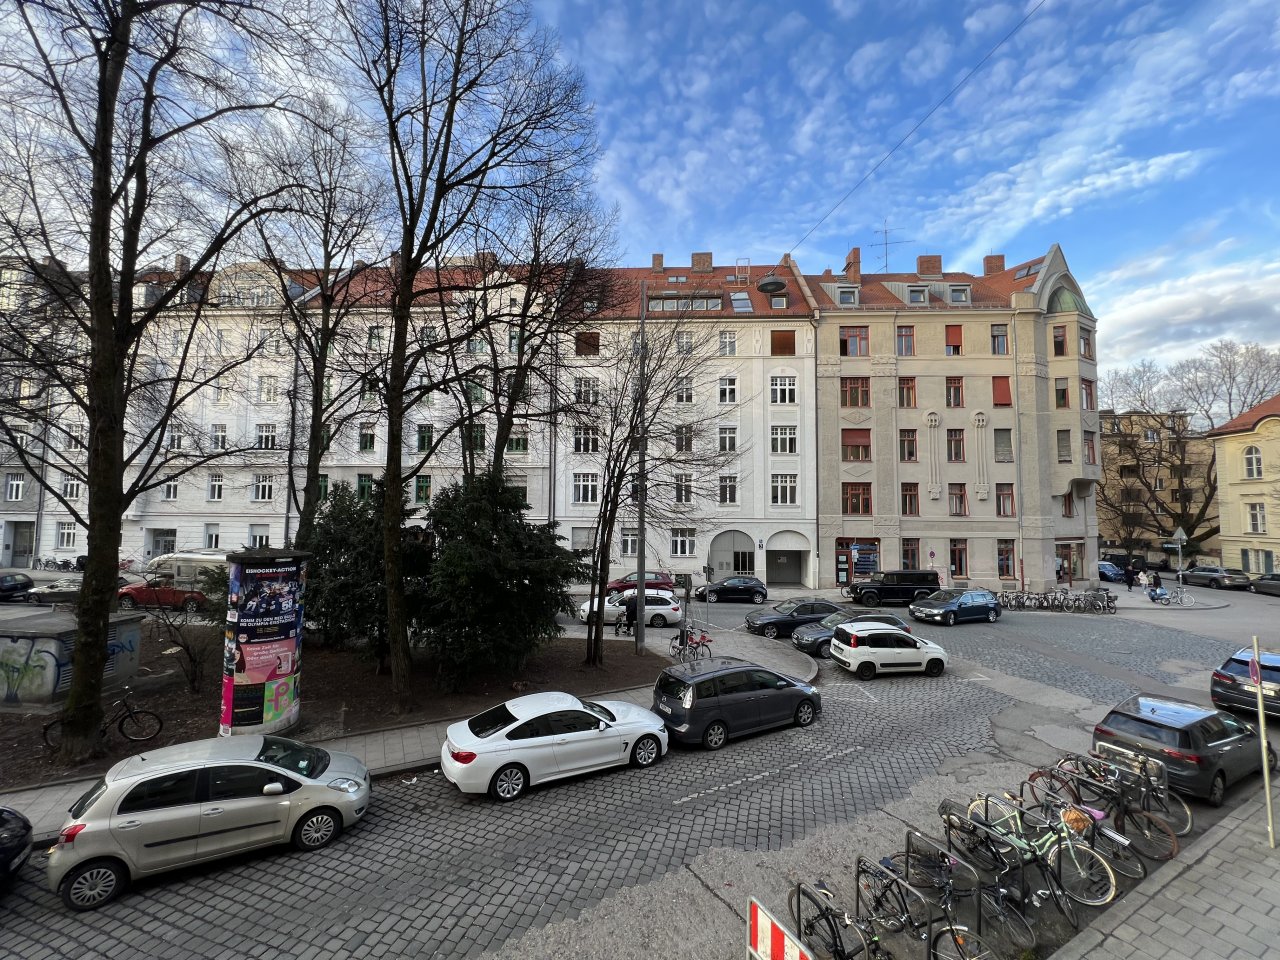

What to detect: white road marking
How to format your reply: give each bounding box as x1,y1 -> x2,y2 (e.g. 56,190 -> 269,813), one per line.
672,745 -> 866,805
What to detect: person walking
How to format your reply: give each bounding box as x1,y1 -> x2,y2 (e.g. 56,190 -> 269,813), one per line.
1137,570 -> 1149,593
1124,563 -> 1136,592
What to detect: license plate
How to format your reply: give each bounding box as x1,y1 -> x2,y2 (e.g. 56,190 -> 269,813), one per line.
1243,684 -> 1259,693
9,843 -> 30,873
658,703 -> 671,714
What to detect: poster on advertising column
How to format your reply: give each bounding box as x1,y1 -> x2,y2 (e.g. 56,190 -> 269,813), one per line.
218,549 -> 311,737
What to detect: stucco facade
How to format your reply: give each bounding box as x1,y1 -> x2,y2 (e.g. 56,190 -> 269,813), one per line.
1209,392 -> 1280,575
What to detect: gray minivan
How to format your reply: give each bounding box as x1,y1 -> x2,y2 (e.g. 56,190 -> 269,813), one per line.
651,657 -> 821,750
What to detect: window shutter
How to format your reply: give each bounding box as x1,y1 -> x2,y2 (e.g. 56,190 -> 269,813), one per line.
992,376 -> 1012,406
770,330 -> 796,355
945,325 -> 963,347
841,428 -> 871,445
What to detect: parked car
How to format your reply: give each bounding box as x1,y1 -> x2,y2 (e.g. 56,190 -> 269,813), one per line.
0,572 -> 34,603
846,569 -> 941,606
29,576 -> 137,605
605,570 -> 676,597
439,692 -> 667,801
577,589 -> 682,628
117,575 -> 206,612
651,656 -> 820,750
1178,565 -> 1251,590
791,611 -> 911,659
1249,573 -> 1280,596
1102,553 -> 1148,572
909,588 -> 1001,626
46,735 -> 370,910
744,597 -> 847,639
829,622 -> 949,681
1211,648 -> 1280,718
693,576 -> 768,604
1093,694 -> 1277,806
1,805 -> 33,891
1098,561 -> 1124,583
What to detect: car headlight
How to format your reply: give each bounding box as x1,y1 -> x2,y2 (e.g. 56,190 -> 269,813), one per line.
327,778 -> 363,794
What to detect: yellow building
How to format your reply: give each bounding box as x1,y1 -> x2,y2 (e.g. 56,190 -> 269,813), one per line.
1209,392 -> 1280,575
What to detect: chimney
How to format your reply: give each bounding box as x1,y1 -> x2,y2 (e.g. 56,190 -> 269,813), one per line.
983,254 -> 1006,276
844,246 -> 861,282
917,254 -> 942,277
651,253 -> 664,273
691,252 -> 713,273
174,254 -> 190,276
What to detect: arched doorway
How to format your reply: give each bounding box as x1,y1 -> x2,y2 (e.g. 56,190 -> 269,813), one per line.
708,530 -> 756,579
766,530 -> 811,587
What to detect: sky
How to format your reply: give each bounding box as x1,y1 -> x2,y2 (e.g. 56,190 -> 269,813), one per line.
534,0 -> 1280,372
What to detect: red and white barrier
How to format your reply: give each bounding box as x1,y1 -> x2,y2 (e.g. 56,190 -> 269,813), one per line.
747,898 -> 812,960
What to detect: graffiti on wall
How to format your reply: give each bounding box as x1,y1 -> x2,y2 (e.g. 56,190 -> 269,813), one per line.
0,623 -> 142,707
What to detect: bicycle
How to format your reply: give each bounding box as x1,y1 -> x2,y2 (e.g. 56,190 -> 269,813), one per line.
856,854 -> 999,959
788,880 -> 877,959
669,625 -> 713,662
1005,780 -> 1148,882
1058,750 -> 1192,837
1159,585 -> 1195,607
1052,754 -> 1179,860
43,686 -> 163,749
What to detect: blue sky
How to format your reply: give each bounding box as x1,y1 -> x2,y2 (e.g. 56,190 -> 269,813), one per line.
535,0 -> 1280,370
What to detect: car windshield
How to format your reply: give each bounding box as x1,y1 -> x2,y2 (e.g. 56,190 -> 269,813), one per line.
69,778 -> 108,819
1224,569 -> 1246,576
774,600 -> 801,614
256,736 -> 330,778
932,590 -> 964,601
820,612 -> 850,627
467,703 -> 518,738
580,699 -> 617,722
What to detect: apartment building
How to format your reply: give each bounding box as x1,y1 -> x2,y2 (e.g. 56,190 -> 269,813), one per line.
1209,391 -> 1280,575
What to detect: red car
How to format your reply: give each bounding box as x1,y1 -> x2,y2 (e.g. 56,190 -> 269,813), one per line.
117,576 -> 206,613
605,570 -> 676,597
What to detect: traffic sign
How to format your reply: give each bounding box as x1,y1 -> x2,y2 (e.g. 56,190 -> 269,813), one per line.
929,550 -> 936,559
1172,527 -> 1188,544
1250,655 -> 1262,686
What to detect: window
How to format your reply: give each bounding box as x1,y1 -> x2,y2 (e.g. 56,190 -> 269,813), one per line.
1153,477 -> 1165,492
1053,326 -> 1067,356
355,474 -> 373,501
675,331 -> 694,355
211,424 -> 227,450
508,329 -> 522,353
118,771 -> 199,815
674,377 -> 694,403
464,425 -> 485,451
839,326 -> 869,357
895,325 -> 915,356
361,376 -> 378,401
899,429 -> 917,462
415,476 -> 432,503
465,336 -> 486,355
771,425 -> 798,454
771,474 -> 798,505
572,472 -> 598,504
997,540 -> 1016,578
1144,428 -> 1160,443
719,427 -> 737,452
249,524 -> 270,549
1057,430 -> 1072,462
946,429 -> 965,462
320,425 -> 332,452
950,287 -> 970,304
898,377 -> 916,407
770,330 -> 795,356
719,475 -> 737,504
255,423 -> 277,450
1084,431 -> 1097,465
908,287 -> 927,304
990,324 -> 1009,355
162,480 -> 178,501
1062,491 -> 1075,517
65,423 -> 87,450
945,377 -> 964,408
717,377 -> 737,404
771,294 -> 788,309
1054,378 -> 1070,408
674,473 -> 693,503
948,483 -> 968,516
1248,503 -> 1267,534
574,377 -> 599,404
61,472 -> 81,500
358,424 -> 375,452
1079,329 -> 1094,359
900,483 -> 919,516
840,376 -> 870,407
417,423 -> 433,453
1244,446 -> 1263,479
56,521 -> 76,549
992,376 -> 1012,407
996,483 -> 1015,517
620,528 -> 637,556
204,524 -> 220,549
719,331 -> 737,356
317,475 -> 328,499
730,291 -> 751,312
366,326 -> 384,350
902,538 -> 920,570
208,472 -> 223,501
842,482 -> 872,515
573,426 -> 599,453
252,474 -> 274,501
259,376 -> 279,403
994,428 -> 1013,462
1081,379 -> 1096,410
166,427 -> 183,452
505,432 -> 528,454
770,376 -> 797,404
575,331 -> 600,356
950,539 -> 969,577
944,325 -> 963,356
838,286 -> 858,305
841,428 -> 871,462
5,473 -> 23,501
674,425 -> 693,453
671,528 -> 696,557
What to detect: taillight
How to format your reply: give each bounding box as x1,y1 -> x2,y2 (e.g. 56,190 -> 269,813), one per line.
449,749 -> 477,764
903,626 -> 911,634
1094,724 -> 1115,737
1212,670 -> 1236,685
1163,749 -> 1203,766
58,823 -> 87,846
846,635 -> 858,648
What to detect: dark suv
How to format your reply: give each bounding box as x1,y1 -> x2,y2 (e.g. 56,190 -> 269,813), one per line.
1211,648 -> 1280,717
651,657 -> 820,750
847,570 -> 941,606
1094,694 -> 1277,806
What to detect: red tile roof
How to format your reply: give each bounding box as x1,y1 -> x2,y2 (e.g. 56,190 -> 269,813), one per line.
1208,391 -> 1280,437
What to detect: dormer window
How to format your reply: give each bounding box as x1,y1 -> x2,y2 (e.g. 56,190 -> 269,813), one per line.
949,286 -> 970,304
666,275 -> 687,283
908,287 -> 927,304
838,286 -> 858,306
771,294 -> 787,309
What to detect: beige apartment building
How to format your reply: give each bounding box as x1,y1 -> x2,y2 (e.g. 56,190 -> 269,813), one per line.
795,244 -> 1101,592
1209,392 -> 1280,575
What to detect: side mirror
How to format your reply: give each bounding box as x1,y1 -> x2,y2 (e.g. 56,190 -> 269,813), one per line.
262,782 -> 285,796
598,720 -> 609,731
775,679 -> 789,689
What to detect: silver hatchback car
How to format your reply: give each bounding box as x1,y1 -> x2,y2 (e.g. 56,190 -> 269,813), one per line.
47,735 -> 370,910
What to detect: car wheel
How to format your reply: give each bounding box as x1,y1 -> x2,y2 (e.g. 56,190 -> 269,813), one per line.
817,640 -> 831,660
1207,579 -> 1220,589
763,625 -> 779,639
944,611 -> 956,626
987,609 -> 998,623
861,591 -> 879,606
649,614 -> 667,628
702,721 -> 728,750
60,858 -> 127,911
630,734 -> 661,768
707,592 -> 719,603
855,662 -> 876,681
752,591 -> 766,603
182,597 -> 200,613
292,807 -> 342,851
1249,584 -> 1257,592
1208,771 -> 1226,807
606,588 -> 619,598
794,700 -> 816,727
489,764 -> 528,801
925,658 -> 945,677
118,596 -> 136,610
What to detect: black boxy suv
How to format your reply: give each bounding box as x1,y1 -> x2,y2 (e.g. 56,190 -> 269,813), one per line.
847,570 -> 941,606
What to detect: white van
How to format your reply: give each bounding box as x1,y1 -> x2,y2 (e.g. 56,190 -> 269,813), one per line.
145,549 -> 228,590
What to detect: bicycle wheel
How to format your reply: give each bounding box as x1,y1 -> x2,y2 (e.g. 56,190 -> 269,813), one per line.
42,718 -> 64,750
1027,768 -> 1079,805
118,709 -> 163,741
1048,841 -> 1116,906
1092,829 -> 1146,880
669,637 -> 682,658
979,890 -> 1036,951
695,642 -> 712,661
966,796 -> 1021,861
857,870 -> 905,932
1120,809 -> 1178,861
887,851 -> 948,892
1055,757 -> 1110,805
1041,866 -> 1079,929
932,925 -> 999,960
1179,592 -> 1196,607
1150,792 -> 1193,837
787,884 -> 847,958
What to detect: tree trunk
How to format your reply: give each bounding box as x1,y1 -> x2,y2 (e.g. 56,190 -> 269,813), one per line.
384,280 -> 412,712
293,351 -> 330,550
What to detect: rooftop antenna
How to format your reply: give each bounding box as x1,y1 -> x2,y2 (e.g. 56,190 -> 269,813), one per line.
873,219 -> 913,273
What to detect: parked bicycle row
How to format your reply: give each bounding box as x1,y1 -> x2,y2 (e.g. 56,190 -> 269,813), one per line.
785,746 -> 1193,959
997,588 -> 1118,614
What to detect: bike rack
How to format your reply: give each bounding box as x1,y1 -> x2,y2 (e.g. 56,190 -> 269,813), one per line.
902,829 -> 985,937
1093,743 -> 1169,800
853,854 -> 936,959
937,799 -> 1031,919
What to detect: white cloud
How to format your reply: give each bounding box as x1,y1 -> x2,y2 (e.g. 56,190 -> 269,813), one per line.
843,40 -> 893,87
900,27 -> 954,85
827,0 -> 861,19
963,3 -> 1016,37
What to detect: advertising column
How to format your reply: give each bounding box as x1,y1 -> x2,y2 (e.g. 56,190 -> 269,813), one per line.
219,548 -> 311,737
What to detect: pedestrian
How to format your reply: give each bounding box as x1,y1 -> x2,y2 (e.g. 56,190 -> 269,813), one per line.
1124,563 -> 1136,592
1137,570 -> 1149,592
1148,571 -> 1164,602
616,592 -> 639,635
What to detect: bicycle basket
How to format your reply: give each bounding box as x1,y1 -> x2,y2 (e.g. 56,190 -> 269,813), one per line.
1062,807 -> 1091,834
